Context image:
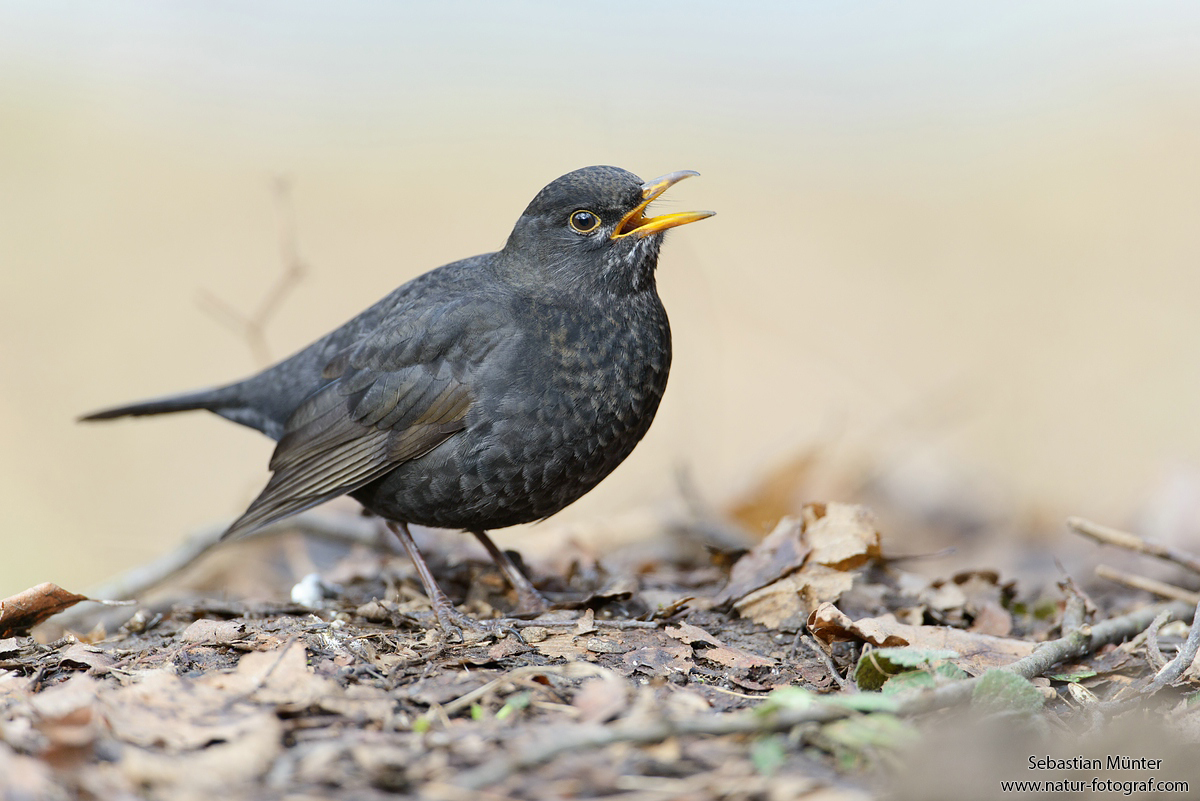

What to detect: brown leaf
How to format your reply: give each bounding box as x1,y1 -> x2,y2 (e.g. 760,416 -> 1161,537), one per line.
715,517 -> 810,605
802,502 -> 881,569
622,643 -> 693,676
0,748 -> 58,800
665,622 -> 775,668
316,684 -> 397,725
118,710 -> 282,791
487,636 -> 530,661
734,566 -> 857,628
102,670 -> 272,750
57,644 -> 116,674
808,602 -> 1034,675
968,601 -> 1013,637
717,504 -> 879,626
29,674 -> 100,720
572,675 -> 630,724
179,619 -> 248,645
0,583 -> 89,636
532,630 -> 589,661
202,643 -> 337,709
665,621 -> 722,647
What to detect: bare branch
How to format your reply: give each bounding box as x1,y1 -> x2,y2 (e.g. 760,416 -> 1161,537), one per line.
1068,516 -> 1200,575
1094,564 -> 1200,604
196,175 -> 310,367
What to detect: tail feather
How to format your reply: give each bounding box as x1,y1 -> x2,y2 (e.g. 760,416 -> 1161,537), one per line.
79,387 -> 229,422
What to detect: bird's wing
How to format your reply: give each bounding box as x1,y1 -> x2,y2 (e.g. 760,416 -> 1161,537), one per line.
222,298 -> 505,539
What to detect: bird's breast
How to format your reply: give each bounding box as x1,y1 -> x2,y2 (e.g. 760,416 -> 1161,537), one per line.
360,292 -> 672,530
465,294 -> 671,515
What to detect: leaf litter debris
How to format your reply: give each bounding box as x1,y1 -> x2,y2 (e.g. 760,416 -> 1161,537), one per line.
2,501 -> 1200,800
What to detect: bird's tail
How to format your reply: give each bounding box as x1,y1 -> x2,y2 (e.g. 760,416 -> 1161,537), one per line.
79,387 -> 232,422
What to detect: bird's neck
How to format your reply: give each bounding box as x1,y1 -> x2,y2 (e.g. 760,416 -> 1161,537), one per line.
491,249 -> 659,305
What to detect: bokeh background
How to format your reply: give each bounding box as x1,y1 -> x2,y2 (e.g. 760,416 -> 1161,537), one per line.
3,2 -> 1199,595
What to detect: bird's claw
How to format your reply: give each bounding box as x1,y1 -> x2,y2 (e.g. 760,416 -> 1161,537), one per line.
432,600 -> 526,644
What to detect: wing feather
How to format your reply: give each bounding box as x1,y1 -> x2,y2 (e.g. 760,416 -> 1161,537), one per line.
223,341 -> 479,540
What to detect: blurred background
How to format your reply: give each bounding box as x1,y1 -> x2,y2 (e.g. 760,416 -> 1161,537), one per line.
3,2 -> 1199,596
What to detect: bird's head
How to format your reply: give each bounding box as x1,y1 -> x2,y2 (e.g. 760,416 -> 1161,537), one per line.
499,166 -> 713,298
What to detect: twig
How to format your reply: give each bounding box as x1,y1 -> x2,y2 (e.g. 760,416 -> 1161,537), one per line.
1094,565 -> 1200,604
453,599 -> 1196,789
1143,599 -> 1200,694
438,663 -> 616,717
1058,574 -> 1093,632
217,636 -> 299,712
1068,516 -> 1200,576
797,633 -> 848,689
1143,610 -> 1172,672
197,175 -> 309,367
49,512 -> 386,632
514,619 -> 660,630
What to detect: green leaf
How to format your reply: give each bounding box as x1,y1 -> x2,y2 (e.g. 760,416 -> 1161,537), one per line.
971,669 -> 1045,714
824,693 -> 901,713
854,647 -> 961,691
817,714 -> 915,771
495,691 -> 531,721
881,669 -> 935,694
751,735 -> 787,776
756,686 -> 817,714
881,662 -> 969,695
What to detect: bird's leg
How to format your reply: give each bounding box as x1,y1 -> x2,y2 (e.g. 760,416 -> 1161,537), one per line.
385,521 -> 498,639
470,529 -> 551,615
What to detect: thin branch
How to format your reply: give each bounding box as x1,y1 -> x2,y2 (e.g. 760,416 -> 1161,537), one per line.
48,512 -> 386,633
196,175 -> 309,367
1144,599 -> 1200,694
438,663 -> 617,718
1143,610 -> 1172,672
1094,564 -> 1200,604
1068,516 -> 1200,575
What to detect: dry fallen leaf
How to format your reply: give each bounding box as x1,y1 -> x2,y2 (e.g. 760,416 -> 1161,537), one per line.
0,583 -> 89,637
57,643 -> 116,675
802,503 -> 881,570
734,566 -> 858,629
665,622 -> 775,669
179,618 -> 249,645
622,643 -> 694,677
715,517 -> 810,605
572,674 -> 630,724
720,504 -> 881,627
102,669 -> 274,751
202,642 -> 338,709
921,571 -> 1015,636
808,603 -> 1034,675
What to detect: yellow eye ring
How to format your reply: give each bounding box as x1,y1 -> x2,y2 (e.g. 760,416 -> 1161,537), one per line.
569,210 -> 601,234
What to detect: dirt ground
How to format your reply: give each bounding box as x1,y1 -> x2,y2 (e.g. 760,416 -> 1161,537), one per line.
3,491 -> 1200,801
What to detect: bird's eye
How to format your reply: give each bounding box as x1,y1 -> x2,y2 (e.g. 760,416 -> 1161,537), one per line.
569,210 -> 601,234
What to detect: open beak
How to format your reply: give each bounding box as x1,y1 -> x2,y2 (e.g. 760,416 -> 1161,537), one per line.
612,170 -> 715,239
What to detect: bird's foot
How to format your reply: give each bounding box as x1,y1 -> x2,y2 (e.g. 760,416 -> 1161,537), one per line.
430,597 -> 525,644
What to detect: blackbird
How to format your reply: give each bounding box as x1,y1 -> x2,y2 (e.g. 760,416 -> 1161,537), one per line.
82,165 -> 713,632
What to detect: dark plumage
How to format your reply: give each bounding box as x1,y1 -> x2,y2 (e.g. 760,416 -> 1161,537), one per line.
83,165 -> 713,631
